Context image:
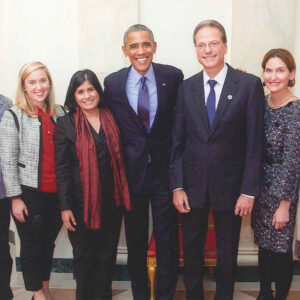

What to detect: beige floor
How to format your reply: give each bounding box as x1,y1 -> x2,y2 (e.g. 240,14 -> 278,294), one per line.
11,273 -> 300,300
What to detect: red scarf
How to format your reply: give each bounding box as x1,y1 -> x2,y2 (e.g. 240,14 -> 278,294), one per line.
74,107 -> 131,230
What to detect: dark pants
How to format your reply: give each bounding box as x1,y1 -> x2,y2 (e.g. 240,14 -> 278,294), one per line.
14,187 -> 62,291
68,200 -> 122,300
0,198 -> 13,300
124,164 -> 179,300
182,202 -> 242,300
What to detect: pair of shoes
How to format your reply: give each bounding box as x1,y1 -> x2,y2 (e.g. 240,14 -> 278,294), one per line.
256,293 -> 274,300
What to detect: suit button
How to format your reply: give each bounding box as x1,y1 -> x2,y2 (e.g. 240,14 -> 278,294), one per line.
267,143 -> 272,148
265,183 -> 271,188
274,121 -> 280,127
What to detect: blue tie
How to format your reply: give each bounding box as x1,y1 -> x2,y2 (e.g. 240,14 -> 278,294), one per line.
138,76 -> 150,132
206,79 -> 217,128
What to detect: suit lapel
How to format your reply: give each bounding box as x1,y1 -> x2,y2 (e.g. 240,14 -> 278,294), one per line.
192,72 -> 210,136
150,63 -> 167,133
209,65 -> 239,135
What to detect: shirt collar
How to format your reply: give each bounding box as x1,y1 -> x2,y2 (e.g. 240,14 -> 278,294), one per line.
203,64 -> 228,86
128,64 -> 155,86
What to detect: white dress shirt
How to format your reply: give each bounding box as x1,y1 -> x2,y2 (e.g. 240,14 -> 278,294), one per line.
203,64 -> 228,107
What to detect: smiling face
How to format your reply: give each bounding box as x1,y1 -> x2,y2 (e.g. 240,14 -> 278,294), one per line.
24,68 -> 50,110
74,80 -> 100,113
122,30 -> 157,75
195,26 -> 227,77
263,57 -> 295,94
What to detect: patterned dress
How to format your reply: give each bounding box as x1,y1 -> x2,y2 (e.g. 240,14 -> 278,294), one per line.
253,98 -> 300,253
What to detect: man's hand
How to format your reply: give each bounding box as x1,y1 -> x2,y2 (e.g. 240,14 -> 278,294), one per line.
61,210 -> 77,231
234,194 -> 254,217
272,200 -> 290,230
173,189 -> 190,213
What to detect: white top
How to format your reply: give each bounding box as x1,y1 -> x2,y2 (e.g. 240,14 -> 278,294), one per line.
203,64 -> 228,107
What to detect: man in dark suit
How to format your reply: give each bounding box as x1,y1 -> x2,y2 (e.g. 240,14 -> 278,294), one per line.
104,24 -> 183,300
170,20 -> 264,300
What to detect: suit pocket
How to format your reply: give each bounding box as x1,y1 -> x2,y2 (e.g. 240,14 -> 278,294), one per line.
17,162 -> 25,168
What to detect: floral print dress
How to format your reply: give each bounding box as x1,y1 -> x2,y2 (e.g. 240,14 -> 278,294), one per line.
253,98 -> 300,253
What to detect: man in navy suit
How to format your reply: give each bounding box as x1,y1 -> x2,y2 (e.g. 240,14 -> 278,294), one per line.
170,20 -> 264,300
104,24 -> 183,300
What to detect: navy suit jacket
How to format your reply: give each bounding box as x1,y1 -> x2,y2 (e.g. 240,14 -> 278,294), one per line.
169,64 -> 265,210
104,63 -> 183,199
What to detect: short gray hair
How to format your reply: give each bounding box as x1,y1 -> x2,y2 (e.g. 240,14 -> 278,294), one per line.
193,20 -> 227,45
123,24 -> 155,44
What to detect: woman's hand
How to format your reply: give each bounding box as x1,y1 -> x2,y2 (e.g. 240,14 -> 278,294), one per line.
272,200 -> 290,230
61,210 -> 77,231
11,197 -> 28,223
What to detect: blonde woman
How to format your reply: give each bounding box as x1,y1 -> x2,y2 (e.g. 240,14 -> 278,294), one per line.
0,62 -> 65,300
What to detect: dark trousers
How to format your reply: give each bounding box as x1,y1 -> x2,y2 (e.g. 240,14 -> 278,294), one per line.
14,188 -> 62,291
182,202 -> 242,300
258,247 -> 293,300
124,165 -> 178,300
0,198 -> 13,300
68,200 -> 122,300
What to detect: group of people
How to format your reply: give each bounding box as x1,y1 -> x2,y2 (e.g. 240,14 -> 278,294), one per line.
0,19 -> 299,300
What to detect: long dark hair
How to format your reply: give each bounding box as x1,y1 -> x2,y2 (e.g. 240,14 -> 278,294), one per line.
64,69 -> 106,113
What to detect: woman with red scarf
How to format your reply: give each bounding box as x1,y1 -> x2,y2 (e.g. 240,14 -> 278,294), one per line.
54,69 -> 131,300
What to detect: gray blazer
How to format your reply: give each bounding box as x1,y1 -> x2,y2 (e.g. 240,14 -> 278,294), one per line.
0,95 -> 13,199
0,105 -> 65,197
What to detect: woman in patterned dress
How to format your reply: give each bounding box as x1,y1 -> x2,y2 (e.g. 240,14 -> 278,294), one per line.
252,49 -> 300,300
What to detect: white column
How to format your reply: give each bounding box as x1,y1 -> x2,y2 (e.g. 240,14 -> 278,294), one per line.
293,1 -> 300,97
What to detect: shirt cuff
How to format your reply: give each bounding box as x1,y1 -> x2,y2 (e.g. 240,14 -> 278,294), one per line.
241,194 -> 255,199
173,188 -> 183,192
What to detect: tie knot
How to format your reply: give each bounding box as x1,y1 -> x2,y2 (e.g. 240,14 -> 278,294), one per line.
140,76 -> 147,86
208,79 -> 217,88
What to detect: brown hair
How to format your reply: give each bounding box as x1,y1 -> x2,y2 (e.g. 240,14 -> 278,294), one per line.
16,61 -> 57,117
193,20 -> 227,45
262,48 -> 296,87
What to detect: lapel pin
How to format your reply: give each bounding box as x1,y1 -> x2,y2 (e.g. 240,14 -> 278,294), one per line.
227,95 -> 233,100
162,83 -> 167,86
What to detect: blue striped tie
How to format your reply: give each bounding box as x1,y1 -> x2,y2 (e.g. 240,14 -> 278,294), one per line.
138,76 -> 150,132
206,79 -> 217,128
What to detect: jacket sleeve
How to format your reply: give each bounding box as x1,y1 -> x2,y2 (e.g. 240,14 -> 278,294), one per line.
0,110 -> 22,197
240,77 -> 265,197
270,104 -> 300,201
169,83 -> 186,190
54,117 -> 74,210
103,76 -> 114,108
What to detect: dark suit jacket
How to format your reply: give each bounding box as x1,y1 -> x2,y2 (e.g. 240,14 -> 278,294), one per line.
169,64 -> 264,210
104,63 -> 183,199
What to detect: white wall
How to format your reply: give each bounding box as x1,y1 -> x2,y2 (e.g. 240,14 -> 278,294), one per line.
140,0 -> 232,78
